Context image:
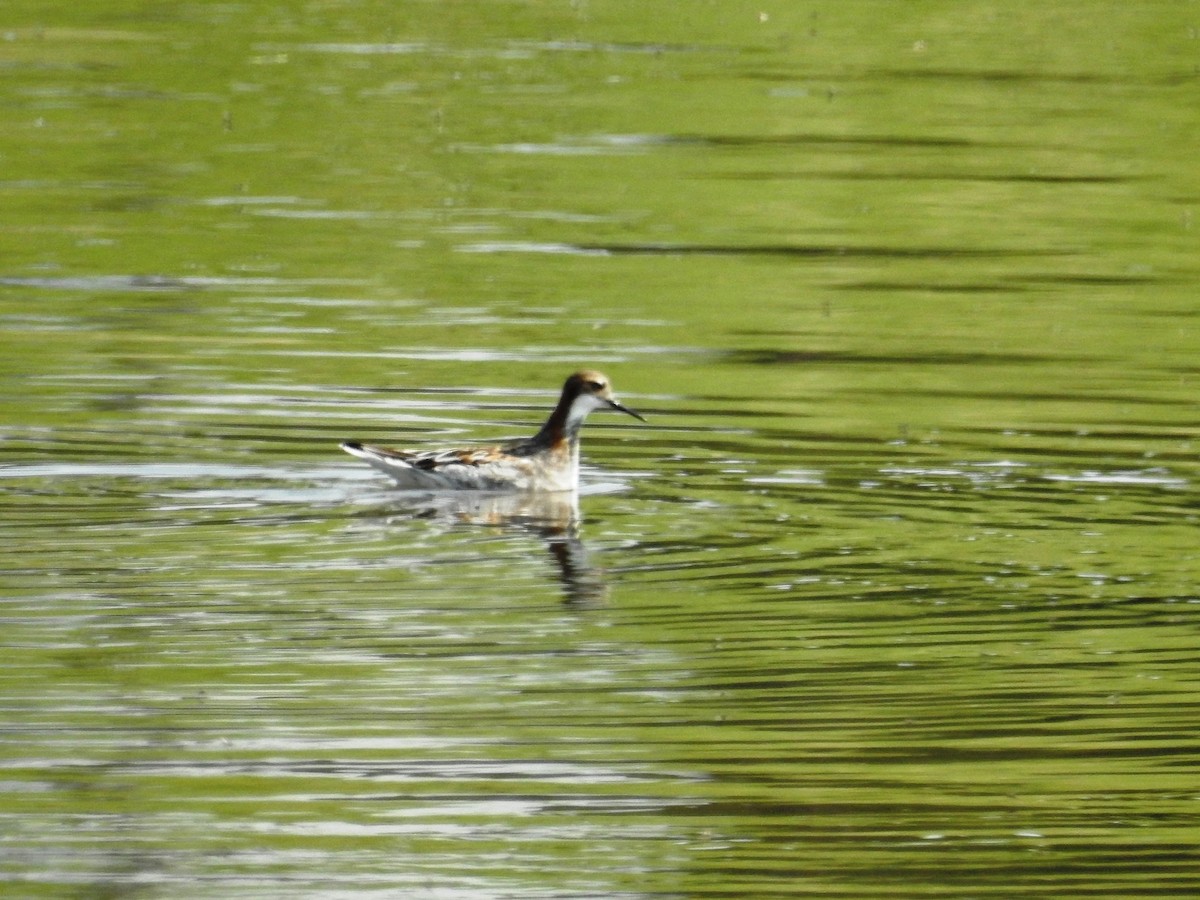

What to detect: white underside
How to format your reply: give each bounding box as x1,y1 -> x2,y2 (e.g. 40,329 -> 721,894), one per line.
343,443 -> 578,492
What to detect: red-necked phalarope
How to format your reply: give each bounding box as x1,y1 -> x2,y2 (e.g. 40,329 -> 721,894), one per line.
340,370 -> 645,492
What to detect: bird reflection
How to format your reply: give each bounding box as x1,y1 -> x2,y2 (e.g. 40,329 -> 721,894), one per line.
376,490 -> 608,606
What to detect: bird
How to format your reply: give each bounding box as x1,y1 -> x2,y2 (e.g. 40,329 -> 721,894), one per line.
340,370 -> 645,492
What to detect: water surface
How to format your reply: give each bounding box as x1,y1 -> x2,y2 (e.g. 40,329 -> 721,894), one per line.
1,3 -> 1198,898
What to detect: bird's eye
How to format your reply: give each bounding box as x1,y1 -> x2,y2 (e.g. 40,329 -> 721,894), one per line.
587,380 -> 605,391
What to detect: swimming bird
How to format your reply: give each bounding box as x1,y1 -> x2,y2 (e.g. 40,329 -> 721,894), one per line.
340,370 -> 645,492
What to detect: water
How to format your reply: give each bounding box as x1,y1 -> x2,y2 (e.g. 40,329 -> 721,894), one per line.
2,3 -> 1198,897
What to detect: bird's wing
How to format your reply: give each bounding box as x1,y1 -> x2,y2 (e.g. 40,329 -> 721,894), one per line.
341,441 -> 504,471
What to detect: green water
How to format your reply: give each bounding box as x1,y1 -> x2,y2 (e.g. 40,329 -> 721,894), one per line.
2,2 -> 1198,898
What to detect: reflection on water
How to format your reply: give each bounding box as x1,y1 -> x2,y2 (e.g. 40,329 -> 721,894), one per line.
362,489 -> 610,606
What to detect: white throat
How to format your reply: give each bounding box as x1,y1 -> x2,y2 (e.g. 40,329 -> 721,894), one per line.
565,393 -> 609,430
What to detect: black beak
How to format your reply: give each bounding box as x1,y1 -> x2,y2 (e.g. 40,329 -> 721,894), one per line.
608,399 -> 646,423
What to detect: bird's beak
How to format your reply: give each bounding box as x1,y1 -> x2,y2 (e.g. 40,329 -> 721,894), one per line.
608,398 -> 646,422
